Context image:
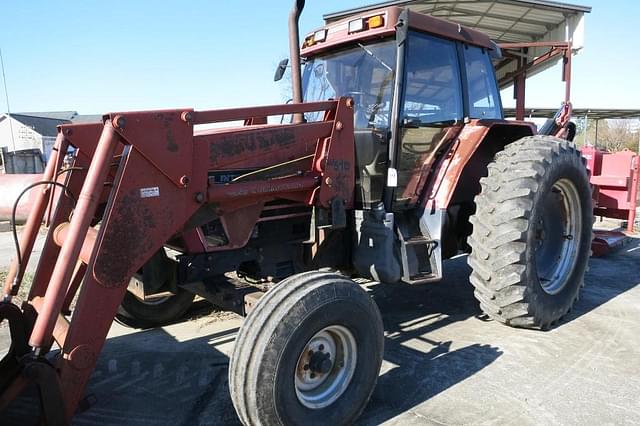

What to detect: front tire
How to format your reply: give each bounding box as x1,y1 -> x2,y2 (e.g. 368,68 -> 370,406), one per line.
229,271 -> 383,425
468,136 -> 592,329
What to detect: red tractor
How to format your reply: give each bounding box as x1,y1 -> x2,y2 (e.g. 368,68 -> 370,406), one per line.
0,2 -> 592,424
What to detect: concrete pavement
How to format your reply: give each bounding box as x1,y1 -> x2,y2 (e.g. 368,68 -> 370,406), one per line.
1,233 -> 639,425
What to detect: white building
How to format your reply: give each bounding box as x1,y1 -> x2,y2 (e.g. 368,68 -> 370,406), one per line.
0,111 -> 76,161
0,111 -> 101,164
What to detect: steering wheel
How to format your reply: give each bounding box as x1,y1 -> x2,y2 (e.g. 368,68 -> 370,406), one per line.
344,91 -> 387,128
403,142 -> 433,155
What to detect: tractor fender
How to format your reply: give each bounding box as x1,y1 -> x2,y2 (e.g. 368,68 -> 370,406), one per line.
421,119 -> 536,210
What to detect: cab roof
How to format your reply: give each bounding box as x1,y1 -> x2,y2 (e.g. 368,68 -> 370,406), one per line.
301,6 -> 495,58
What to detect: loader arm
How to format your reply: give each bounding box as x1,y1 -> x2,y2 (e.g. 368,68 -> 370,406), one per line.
0,97 -> 354,422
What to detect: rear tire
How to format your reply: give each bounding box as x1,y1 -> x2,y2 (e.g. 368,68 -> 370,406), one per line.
468,136 -> 592,329
115,287 -> 195,329
229,271 -> 383,425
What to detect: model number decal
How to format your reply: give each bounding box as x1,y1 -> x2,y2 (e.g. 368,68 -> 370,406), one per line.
140,187 -> 160,198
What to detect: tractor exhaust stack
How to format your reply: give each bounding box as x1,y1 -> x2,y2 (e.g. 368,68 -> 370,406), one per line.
288,0 -> 305,123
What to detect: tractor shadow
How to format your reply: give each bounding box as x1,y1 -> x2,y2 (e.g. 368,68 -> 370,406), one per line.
72,324 -> 242,426
70,255 -> 502,425
563,234 -> 640,325
357,235 -> 640,424
358,255 -> 502,424
6,238 -> 636,426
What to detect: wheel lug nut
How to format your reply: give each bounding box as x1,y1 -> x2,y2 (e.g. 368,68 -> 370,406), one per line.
303,364 -> 309,371
310,373 -> 316,379
318,344 -> 324,351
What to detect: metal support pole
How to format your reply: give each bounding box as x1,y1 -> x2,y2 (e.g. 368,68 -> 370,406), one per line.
563,42 -> 572,104
584,114 -> 588,146
637,120 -> 639,154
514,53 -> 526,121
627,156 -> 639,232
515,73 -> 526,121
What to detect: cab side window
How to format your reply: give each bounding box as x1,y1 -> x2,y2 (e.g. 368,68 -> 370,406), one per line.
463,46 -> 502,119
395,32 -> 463,205
402,33 -> 463,124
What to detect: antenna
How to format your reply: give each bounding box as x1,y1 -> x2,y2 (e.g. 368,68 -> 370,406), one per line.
0,48 -> 16,152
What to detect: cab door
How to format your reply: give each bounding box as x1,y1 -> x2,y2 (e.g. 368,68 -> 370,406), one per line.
394,32 -> 465,209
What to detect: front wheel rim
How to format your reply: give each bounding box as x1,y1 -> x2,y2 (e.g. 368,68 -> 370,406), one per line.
534,178 -> 582,295
294,325 -> 357,409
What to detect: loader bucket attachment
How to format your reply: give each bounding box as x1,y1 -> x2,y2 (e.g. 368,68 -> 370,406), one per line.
0,98 -> 354,423
0,302 -> 30,390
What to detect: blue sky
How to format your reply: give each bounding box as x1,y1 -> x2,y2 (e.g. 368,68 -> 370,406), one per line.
0,0 -> 637,114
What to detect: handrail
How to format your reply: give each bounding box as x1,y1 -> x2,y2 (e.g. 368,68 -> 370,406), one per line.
190,100 -> 337,125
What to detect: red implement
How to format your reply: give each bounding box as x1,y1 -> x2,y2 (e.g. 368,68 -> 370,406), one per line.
583,146 -> 640,233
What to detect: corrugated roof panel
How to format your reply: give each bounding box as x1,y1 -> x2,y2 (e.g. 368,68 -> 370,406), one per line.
482,29 -> 505,38
489,4 -> 534,18
512,22 -> 551,34
451,15 -> 483,24
500,33 -> 539,41
509,35 -> 530,42
524,9 -> 566,21
454,2 -> 497,13
481,16 -> 525,28
324,0 -> 591,22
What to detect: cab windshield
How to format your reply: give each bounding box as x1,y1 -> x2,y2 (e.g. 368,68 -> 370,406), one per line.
302,40 -> 397,208
302,40 -> 397,130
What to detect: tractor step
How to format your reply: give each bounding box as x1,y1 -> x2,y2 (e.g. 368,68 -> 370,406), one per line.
397,228 -> 440,285
405,272 -> 438,282
403,236 -> 433,245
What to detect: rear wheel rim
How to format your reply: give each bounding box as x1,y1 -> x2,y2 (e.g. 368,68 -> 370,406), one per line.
294,325 -> 357,409
534,178 -> 582,295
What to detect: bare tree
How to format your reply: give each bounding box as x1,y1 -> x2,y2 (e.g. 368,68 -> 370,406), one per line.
575,118 -> 640,152
598,120 -> 634,151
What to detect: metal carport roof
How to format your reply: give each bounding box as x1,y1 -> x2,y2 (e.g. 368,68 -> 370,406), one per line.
324,0 -> 591,44
324,0 -> 591,88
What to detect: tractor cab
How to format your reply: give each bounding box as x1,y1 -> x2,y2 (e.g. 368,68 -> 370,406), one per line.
300,7 -> 503,210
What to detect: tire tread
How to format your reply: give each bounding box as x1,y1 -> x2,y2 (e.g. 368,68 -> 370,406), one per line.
467,135 -> 590,329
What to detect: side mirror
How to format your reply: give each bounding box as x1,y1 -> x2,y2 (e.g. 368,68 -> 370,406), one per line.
274,58 -> 289,82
